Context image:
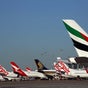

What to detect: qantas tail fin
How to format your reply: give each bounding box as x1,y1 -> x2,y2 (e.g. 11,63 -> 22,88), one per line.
26,67 -> 32,72
10,62 -> 27,76
34,59 -> 48,71
10,62 -> 20,73
63,19 -> 88,57
0,65 -> 8,76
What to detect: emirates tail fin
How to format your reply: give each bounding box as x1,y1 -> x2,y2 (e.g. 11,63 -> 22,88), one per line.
63,19 -> 88,57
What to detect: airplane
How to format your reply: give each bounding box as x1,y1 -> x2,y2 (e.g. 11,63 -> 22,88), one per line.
34,59 -> 58,80
0,65 -> 21,81
54,57 -> 88,79
10,61 -> 48,80
63,19 -> 88,66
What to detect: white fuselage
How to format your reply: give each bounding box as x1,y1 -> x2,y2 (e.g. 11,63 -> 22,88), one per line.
68,68 -> 88,78
62,62 -> 88,78
3,71 -> 21,81
23,70 -> 48,79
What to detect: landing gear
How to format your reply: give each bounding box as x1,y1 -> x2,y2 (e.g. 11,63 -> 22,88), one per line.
77,76 -> 81,80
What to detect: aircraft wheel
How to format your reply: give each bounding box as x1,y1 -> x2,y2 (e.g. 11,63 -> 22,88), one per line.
77,76 -> 81,80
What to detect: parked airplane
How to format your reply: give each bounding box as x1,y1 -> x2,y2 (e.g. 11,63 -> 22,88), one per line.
34,59 -> 57,80
0,65 -> 20,81
54,57 -> 88,79
10,61 -> 48,80
63,19 -> 88,66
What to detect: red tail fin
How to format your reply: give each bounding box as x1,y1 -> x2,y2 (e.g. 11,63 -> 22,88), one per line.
0,65 -> 8,76
26,67 -> 31,72
58,61 -> 70,74
54,61 -> 70,74
10,62 -> 27,76
10,62 -> 19,72
54,62 -> 62,72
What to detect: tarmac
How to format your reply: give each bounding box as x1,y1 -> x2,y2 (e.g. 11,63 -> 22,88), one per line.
0,80 -> 88,88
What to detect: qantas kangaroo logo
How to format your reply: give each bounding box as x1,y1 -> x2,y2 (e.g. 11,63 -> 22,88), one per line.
10,62 -> 28,77
10,62 -> 20,72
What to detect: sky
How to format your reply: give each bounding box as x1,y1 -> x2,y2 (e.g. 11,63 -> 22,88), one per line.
0,0 -> 88,71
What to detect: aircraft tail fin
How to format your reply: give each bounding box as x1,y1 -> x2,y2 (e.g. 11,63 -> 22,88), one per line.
34,59 -> 48,71
63,19 -> 88,57
26,67 -> 32,72
10,61 -> 27,76
10,62 -> 20,73
0,65 -> 8,76
54,62 -> 61,72
54,60 -> 70,74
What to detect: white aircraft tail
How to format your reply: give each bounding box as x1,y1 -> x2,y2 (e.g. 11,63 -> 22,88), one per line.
63,19 -> 88,57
